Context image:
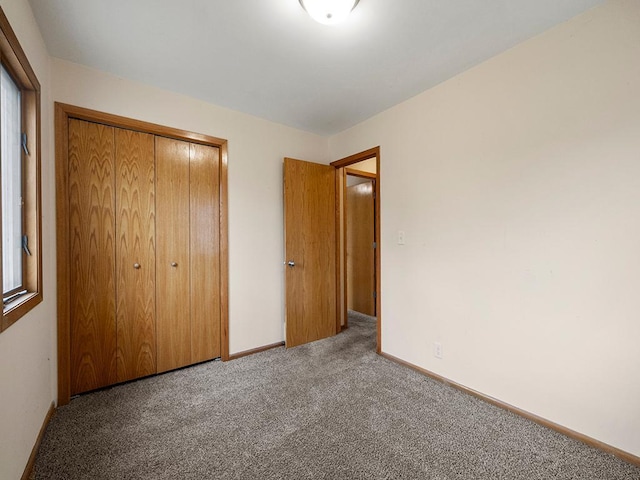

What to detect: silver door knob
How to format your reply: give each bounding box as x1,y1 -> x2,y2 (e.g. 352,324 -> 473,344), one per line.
133,263 -> 141,269
171,262 -> 178,267
287,261 -> 295,267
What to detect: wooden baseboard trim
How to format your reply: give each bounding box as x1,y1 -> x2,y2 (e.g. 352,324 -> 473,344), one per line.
228,341 -> 285,361
21,401 -> 55,480
379,352 -> 640,468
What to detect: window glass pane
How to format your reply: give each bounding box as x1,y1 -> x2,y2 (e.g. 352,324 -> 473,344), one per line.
1,65 -> 23,295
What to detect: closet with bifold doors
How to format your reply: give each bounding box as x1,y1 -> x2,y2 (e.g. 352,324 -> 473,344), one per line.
65,113 -> 223,397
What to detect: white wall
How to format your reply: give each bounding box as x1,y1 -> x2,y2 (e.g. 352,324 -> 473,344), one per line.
329,0 -> 640,457
0,1 -> 55,479
51,58 -> 329,358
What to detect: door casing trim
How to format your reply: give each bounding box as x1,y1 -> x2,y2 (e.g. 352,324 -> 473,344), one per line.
330,147 -> 381,353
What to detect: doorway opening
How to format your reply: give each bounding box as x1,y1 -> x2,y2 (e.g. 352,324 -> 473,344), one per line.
330,147 -> 381,353
345,168 -> 376,320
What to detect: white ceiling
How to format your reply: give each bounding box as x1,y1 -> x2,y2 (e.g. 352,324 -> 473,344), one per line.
28,0 -> 605,135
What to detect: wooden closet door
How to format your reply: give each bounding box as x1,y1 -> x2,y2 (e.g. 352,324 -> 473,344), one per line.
115,128 -> 156,382
68,119 -> 117,395
190,144 -> 221,362
156,136 -> 191,373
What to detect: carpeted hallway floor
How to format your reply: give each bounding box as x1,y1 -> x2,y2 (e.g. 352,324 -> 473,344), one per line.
35,313 -> 639,479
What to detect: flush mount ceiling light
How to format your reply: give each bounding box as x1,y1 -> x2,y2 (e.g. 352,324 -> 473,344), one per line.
299,0 -> 360,25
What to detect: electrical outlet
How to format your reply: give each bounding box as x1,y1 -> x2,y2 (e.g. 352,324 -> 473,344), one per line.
434,342 -> 443,359
398,230 -> 405,245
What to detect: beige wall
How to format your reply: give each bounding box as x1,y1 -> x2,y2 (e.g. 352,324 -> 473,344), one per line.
349,157 -> 377,175
330,0 -> 640,457
0,1 -> 55,479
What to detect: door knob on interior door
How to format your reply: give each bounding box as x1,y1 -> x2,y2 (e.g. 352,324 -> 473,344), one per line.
171,262 -> 178,267
287,261 -> 295,267
133,263 -> 141,269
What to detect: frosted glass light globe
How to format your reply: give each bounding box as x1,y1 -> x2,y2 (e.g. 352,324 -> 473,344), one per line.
299,0 -> 360,25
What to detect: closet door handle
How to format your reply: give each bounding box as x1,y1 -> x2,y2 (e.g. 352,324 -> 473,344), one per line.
133,263 -> 141,269
171,262 -> 178,267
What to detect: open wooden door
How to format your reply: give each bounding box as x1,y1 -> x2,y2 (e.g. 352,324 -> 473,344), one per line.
284,158 -> 337,348
347,179 -> 375,316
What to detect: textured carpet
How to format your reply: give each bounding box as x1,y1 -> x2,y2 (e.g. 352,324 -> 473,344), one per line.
35,314 -> 639,479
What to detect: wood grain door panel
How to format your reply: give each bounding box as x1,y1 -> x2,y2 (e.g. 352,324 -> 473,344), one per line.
284,158 -> 337,348
156,136 -> 191,373
190,143 -> 221,362
115,128 -> 156,382
68,119 -> 117,394
347,181 -> 375,316
58,105 -> 228,404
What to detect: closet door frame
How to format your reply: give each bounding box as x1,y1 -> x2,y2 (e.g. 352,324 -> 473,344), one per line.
55,102 -> 229,406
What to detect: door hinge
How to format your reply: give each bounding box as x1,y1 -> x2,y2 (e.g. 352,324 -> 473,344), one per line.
373,291 -> 377,299
373,242 -> 377,249
21,132 -> 29,155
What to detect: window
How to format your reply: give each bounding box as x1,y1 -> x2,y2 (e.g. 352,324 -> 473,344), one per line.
2,65 -> 23,297
1,7 -> 42,332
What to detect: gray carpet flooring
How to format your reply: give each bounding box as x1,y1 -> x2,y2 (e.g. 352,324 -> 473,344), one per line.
35,313 -> 639,479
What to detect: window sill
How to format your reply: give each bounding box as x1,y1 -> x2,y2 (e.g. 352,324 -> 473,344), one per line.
2,291 -> 41,332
